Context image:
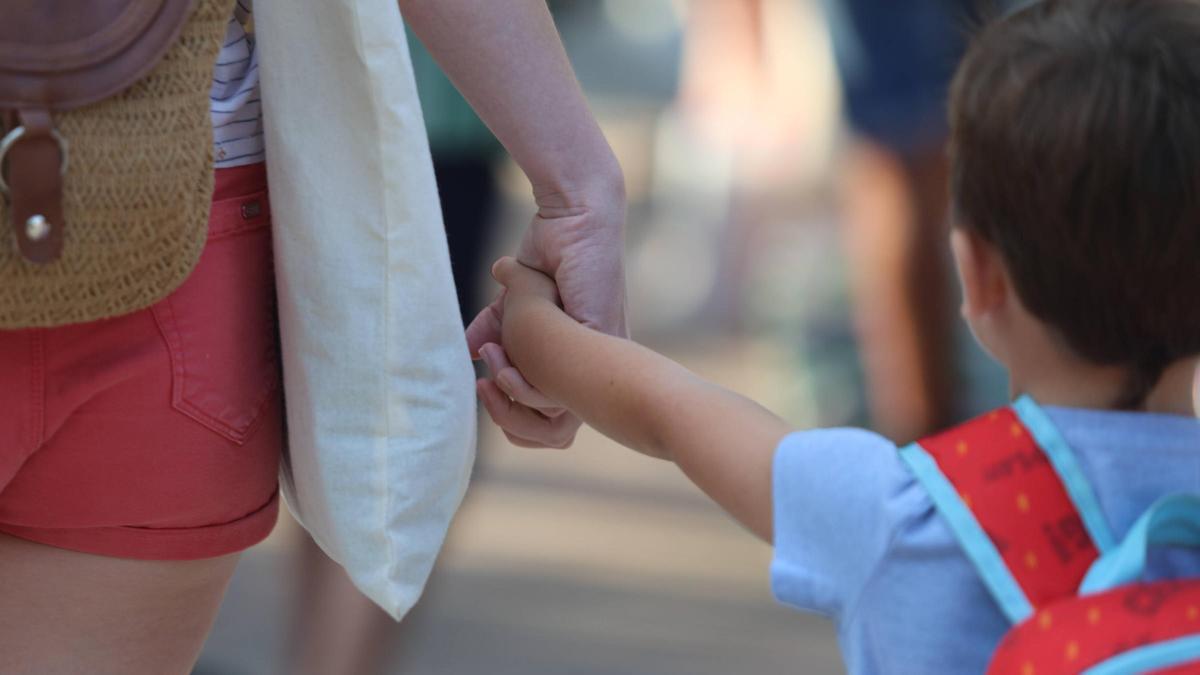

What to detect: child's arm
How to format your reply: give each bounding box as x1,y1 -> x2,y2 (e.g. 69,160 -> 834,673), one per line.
480,259 -> 794,542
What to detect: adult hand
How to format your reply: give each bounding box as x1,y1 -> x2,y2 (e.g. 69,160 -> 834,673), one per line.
467,177 -> 627,449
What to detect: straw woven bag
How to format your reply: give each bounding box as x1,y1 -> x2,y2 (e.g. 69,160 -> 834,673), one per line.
0,0 -> 233,328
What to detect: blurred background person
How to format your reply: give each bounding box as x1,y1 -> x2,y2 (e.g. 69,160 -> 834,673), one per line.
822,0 -> 974,441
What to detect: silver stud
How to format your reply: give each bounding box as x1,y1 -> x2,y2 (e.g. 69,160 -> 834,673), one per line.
25,214 -> 50,241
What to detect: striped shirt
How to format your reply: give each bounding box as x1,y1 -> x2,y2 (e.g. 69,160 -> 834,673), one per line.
210,0 -> 264,168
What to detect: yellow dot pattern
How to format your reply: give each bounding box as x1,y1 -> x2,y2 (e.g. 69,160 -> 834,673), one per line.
1038,611 -> 1052,630
939,409 -> 1192,675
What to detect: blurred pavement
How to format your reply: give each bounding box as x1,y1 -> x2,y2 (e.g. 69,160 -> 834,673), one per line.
197,342 -> 842,675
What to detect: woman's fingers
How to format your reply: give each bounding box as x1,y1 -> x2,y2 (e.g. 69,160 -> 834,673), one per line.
495,367 -> 567,417
502,430 -> 555,449
479,343 -> 566,415
464,291 -> 506,359
477,379 -> 579,449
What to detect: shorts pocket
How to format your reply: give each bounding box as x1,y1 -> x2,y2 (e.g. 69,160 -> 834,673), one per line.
152,186 -> 280,445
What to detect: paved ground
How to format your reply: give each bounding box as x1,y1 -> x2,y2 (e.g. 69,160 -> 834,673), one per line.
195,341 -> 843,675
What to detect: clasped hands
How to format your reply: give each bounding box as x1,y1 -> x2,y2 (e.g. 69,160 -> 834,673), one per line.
464,185 -> 627,449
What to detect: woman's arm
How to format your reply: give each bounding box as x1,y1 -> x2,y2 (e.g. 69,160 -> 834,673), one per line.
399,0 -> 627,449
483,259 -> 793,542
398,0 -> 621,201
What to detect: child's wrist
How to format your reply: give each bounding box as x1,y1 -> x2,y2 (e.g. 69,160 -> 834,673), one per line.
501,297 -> 553,357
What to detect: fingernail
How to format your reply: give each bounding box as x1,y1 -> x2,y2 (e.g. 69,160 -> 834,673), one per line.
477,379 -> 502,405
480,344 -> 500,373
499,369 -> 522,391
496,371 -> 516,396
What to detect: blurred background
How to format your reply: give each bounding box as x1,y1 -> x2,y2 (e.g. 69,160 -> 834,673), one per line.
197,1 -> 1007,673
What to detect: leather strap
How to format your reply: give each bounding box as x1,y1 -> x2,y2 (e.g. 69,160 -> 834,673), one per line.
6,108 -> 66,263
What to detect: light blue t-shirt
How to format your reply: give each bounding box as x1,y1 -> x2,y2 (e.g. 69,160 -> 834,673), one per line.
771,406 -> 1200,674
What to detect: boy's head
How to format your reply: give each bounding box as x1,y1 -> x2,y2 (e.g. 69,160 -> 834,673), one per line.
947,0 -> 1200,409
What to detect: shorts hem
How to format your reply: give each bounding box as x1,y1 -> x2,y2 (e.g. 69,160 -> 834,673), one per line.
0,489 -> 279,561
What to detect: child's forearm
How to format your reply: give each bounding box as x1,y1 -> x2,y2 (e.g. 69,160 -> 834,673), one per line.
503,303 -> 792,540
505,303 -> 691,457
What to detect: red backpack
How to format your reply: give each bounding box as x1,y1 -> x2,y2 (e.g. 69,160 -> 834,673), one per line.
902,396 -> 1200,674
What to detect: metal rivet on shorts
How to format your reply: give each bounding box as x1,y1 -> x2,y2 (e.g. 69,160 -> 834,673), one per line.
241,200 -> 262,220
25,214 -> 50,241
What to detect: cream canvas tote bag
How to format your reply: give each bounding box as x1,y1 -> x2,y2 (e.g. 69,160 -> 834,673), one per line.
255,0 -> 477,619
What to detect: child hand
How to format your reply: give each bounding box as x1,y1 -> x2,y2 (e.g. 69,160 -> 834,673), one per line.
476,257 -> 575,447
492,256 -> 561,314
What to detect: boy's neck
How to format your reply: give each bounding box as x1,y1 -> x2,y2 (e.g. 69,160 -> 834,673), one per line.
1011,355 -> 1197,417
1145,358 -> 1198,416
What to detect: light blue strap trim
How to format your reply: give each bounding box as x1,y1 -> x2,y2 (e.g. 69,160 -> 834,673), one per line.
1012,396 -> 1117,552
1080,493 -> 1200,594
1082,634 -> 1200,675
899,443 -> 1035,624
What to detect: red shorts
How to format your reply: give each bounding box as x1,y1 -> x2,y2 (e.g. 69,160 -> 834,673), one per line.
0,163 -> 282,560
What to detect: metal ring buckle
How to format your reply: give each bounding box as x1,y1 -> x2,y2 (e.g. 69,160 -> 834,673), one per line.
0,125 -> 70,196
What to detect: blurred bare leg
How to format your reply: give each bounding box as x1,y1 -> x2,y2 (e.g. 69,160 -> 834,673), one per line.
840,140 -> 955,442
0,533 -> 238,675
282,534 -> 393,675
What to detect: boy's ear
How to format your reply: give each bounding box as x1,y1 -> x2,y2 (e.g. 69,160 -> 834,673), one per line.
950,227 -> 1008,320
1193,363 -> 1200,418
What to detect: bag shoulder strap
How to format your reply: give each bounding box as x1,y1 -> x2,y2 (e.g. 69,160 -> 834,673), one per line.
899,396 -> 1117,624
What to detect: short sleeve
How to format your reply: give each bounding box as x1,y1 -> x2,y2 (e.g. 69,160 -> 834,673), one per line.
770,427 -> 918,617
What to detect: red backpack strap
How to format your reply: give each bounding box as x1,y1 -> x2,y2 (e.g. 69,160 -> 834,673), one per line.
990,495 -> 1200,674
899,396 -> 1117,624
989,580 -> 1200,675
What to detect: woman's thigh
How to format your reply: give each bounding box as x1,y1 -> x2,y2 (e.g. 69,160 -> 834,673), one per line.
0,163 -> 281,673
0,533 -> 239,675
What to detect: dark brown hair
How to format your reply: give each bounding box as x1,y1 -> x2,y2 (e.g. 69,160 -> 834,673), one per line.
949,0 -> 1200,409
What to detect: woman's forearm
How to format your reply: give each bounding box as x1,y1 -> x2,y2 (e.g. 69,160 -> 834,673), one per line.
398,0 -> 621,198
